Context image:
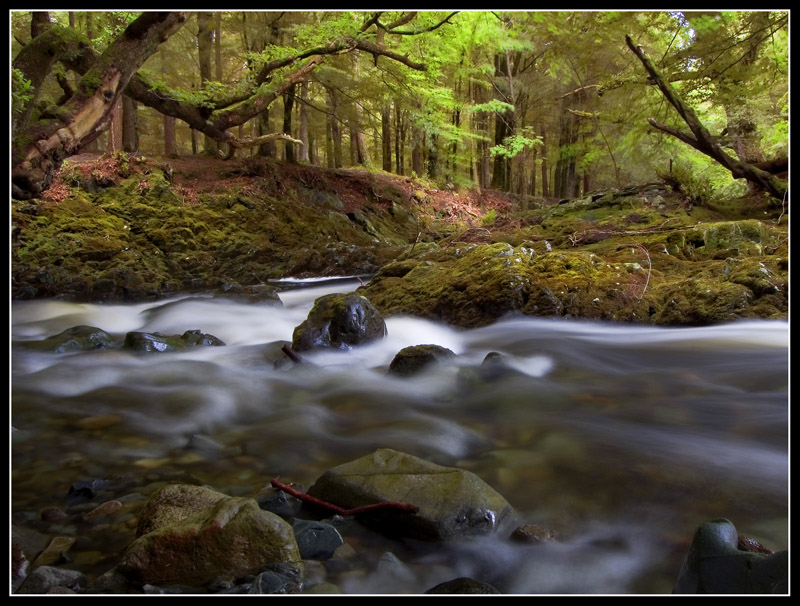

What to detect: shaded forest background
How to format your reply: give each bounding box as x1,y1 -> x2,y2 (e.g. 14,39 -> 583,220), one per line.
11,10 -> 789,203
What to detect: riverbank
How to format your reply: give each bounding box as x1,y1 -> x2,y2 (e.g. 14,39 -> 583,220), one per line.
10,152 -> 788,327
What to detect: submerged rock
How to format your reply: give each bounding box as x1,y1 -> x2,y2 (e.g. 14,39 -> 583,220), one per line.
120,493 -> 301,587
123,329 -> 225,352
292,293 -> 387,352
673,518 -> 787,594
388,344 -> 456,376
425,577 -> 501,594
307,448 -> 516,542
290,519 -> 344,560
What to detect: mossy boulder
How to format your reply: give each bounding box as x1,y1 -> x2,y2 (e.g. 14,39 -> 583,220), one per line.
306,448 -> 516,542
292,293 -> 387,352
360,243 -> 648,327
119,491 -> 301,588
134,484 -> 228,538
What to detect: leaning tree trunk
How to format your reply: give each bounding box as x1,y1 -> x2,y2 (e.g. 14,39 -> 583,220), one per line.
625,34 -> 787,202
12,12 -> 187,200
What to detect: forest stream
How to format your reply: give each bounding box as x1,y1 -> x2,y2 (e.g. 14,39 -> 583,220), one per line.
10,277 -> 789,594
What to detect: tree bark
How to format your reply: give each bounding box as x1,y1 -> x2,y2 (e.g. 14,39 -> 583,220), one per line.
197,12 -> 217,155
283,83 -> 296,163
298,81 -> 310,163
12,12 -> 188,199
121,95 -> 139,153
625,34 -> 787,201
540,125 -> 549,197
382,102 -> 392,172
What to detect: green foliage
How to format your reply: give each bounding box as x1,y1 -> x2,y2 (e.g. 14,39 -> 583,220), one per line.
489,131 -> 542,160
11,68 -> 33,117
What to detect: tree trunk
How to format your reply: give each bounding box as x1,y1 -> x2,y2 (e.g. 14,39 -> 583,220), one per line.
555,98 -> 578,198
215,12 -> 223,81
31,11 -> 51,38
626,34 -> 787,201
298,82 -> 309,163
283,84 -> 296,163
427,133 -> 439,180
197,12 -> 217,156
490,52 -> 515,191
106,97 -> 122,152
394,102 -> 404,175
160,46 -> 177,157
327,88 -> 343,169
411,126 -> 424,177
164,114 -> 177,157
257,109 -> 276,157
12,12 -> 187,199
121,95 -> 139,153
382,103 -> 392,172
539,125 -> 549,197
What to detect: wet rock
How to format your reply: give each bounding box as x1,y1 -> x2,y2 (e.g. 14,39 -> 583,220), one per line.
510,523 -> 558,544
31,536 -> 76,568
307,448 -> 516,542
83,500 -> 123,521
247,563 -> 304,594
67,478 -> 113,505
425,577 -> 502,594
40,506 -> 69,523
291,519 -> 344,560
388,344 -> 456,376
33,325 -> 114,353
214,281 -> 283,305
673,518 -> 788,594
15,565 -> 86,594
119,495 -> 302,587
143,583 -> 205,594
258,485 -> 305,519
123,329 -> 225,353
86,566 -> 133,594
292,293 -> 387,352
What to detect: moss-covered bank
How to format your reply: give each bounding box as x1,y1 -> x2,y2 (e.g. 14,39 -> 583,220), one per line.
11,154 -> 788,327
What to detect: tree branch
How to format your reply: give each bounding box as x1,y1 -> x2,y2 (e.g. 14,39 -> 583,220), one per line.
625,34 -> 787,200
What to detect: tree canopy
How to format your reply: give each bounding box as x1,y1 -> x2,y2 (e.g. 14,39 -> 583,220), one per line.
11,10 -> 788,202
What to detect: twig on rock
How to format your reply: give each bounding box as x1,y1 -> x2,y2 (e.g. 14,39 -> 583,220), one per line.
270,477 -> 419,516
280,345 -> 305,364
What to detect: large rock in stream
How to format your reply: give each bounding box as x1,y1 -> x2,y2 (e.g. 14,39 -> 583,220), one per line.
292,292 -> 387,352
307,448 -> 516,541
673,518 -> 787,594
119,484 -> 301,588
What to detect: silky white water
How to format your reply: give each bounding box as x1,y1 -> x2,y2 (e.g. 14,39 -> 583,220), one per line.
10,279 -> 789,593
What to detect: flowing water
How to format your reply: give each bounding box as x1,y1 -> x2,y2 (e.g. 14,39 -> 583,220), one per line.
10,278 -> 789,594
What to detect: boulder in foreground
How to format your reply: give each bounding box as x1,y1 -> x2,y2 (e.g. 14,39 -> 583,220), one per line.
307,448 -> 516,541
